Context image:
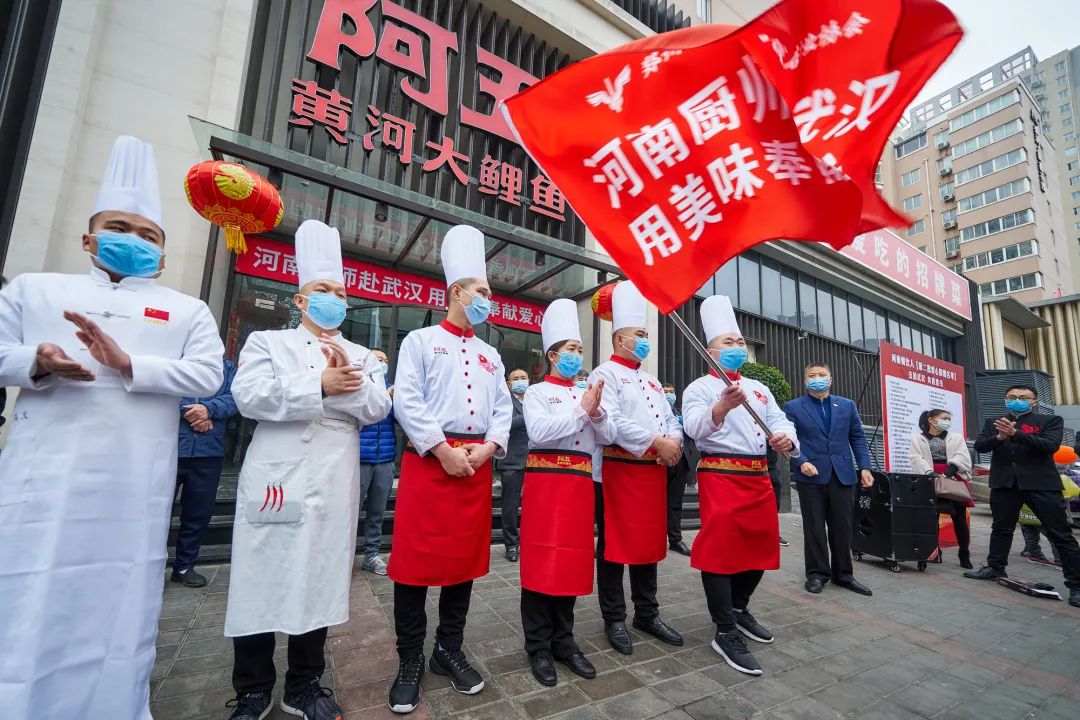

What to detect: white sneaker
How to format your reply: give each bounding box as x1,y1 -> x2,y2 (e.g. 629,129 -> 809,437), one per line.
363,555 -> 388,575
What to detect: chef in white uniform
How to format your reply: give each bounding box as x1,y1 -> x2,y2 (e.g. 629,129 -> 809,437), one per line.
682,295 -> 797,678
224,219 -> 391,720
0,135 -> 224,719
588,281 -> 685,656
386,225 -> 512,714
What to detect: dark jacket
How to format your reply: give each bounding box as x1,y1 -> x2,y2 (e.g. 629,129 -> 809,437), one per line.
497,394 -> 528,471
178,358 -> 238,458
785,393 -> 872,486
360,386 -> 397,464
973,412 -> 1063,491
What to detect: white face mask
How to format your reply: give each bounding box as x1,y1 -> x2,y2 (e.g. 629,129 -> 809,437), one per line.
935,420 -> 952,432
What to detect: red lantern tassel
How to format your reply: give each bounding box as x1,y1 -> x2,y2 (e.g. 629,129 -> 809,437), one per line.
224,224 -> 247,254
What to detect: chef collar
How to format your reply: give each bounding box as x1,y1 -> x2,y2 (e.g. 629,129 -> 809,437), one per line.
295,324 -> 341,341
709,368 -> 741,381
89,266 -> 152,290
440,319 -> 475,338
609,354 -> 640,370
544,374 -> 574,387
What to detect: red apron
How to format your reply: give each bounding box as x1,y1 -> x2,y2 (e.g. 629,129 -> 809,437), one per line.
388,435 -> 492,587
519,450 -> 595,596
601,446 -> 667,565
691,454 -> 779,575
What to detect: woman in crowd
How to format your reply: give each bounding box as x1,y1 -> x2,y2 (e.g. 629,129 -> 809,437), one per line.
910,409 -> 974,568
518,299 -> 615,687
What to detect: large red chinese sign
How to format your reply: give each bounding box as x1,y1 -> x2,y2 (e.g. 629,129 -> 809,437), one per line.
841,229 -> 973,320
236,236 -> 546,333
504,0 -> 962,313
288,0 -> 566,221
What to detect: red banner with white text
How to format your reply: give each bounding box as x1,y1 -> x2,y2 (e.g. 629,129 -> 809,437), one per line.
235,237 -> 545,333
504,0 -> 962,313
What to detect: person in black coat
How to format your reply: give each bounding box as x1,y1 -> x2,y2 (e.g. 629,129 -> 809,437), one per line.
498,368 -> 530,562
964,384 -> 1080,608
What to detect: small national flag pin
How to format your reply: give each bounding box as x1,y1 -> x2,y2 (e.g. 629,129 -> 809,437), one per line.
144,307 -> 170,324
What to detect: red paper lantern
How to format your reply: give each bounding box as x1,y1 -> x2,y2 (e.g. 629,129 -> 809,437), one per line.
184,161 -> 284,254
591,282 -> 620,321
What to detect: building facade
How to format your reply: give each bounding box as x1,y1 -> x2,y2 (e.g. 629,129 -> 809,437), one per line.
882,61 -> 1072,306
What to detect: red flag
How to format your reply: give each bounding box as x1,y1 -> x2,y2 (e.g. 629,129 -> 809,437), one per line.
504,0 -> 961,313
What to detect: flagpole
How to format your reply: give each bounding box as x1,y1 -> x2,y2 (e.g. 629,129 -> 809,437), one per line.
666,310 -> 790,459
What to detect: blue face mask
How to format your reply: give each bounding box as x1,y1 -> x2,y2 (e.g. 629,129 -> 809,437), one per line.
574,379 -> 588,389
94,231 -> 163,278
378,361 -> 390,375
622,336 -> 650,361
1006,398 -> 1032,415
807,378 -> 831,393
665,392 -> 677,407
304,291 -> 348,329
718,347 -> 748,371
555,351 -> 583,379
511,379 -> 529,394
460,289 -> 492,326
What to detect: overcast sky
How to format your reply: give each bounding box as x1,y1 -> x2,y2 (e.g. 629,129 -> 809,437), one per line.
914,0 -> 1079,104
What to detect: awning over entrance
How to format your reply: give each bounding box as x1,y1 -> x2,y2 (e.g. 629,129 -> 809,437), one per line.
190,117 -> 623,305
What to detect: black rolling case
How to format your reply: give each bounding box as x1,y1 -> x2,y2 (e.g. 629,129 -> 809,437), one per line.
852,471 -> 939,572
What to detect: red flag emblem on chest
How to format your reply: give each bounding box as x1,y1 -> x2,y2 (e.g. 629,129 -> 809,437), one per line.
754,390 -> 768,406
504,0 -> 962,313
1021,424 -> 1041,434
144,307 -> 170,323
477,354 -> 496,374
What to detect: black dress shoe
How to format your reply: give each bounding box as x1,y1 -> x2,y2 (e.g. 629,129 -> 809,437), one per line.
556,651 -> 596,679
529,650 -> 557,687
835,579 -> 873,596
170,568 -> 207,588
963,565 -> 1007,581
505,547 -> 519,562
669,540 -> 691,556
1070,588 -> 1080,609
632,616 -> 684,646
605,621 -> 633,655
804,577 -> 826,594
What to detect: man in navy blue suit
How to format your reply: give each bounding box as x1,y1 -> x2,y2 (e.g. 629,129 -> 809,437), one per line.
785,363 -> 874,596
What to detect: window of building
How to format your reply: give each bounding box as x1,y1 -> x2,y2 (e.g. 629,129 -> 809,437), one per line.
962,240 -> 1037,271
833,291 -> 849,344
1045,123 -> 1053,135
1058,75 -> 1068,86
848,297 -> 864,348
954,148 -> 1025,187
815,285 -> 832,337
914,103 -> 936,123
938,95 -> 953,112
934,130 -> 950,147
760,259 -> 781,322
980,72 -> 994,91
697,0 -> 710,22
713,258 -> 737,303
960,209 -> 1034,242
957,178 -> 1031,214
978,272 -> 1042,297
917,245 -> 928,254
799,277 -> 816,332
948,89 -> 1020,132
942,208 -> 958,224
1064,117 -> 1074,128
1004,349 -> 1026,370
1055,60 -> 1067,73
1059,89 -> 1071,100
958,82 -> 974,101
737,255 -> 760,315
1071,175 -> 1080,186
1034,71 -> 1045,83
1065,132 -> 1076,142
944,237 -> 960,255
895,133 -> 927,158
907,218 -> 925,236
901,168 -> 920,186
937,157 -> 952,175
1071,190 -> 1080,201
951,118 -> 1023,158
903,194 -> 923,212
948,263 -> 963,275
780,269 -> 798,326
1062,103 -> 1073,115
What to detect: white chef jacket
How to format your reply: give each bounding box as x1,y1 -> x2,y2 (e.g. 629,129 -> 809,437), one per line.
0,268 -> 224,720
393,321 -> 513,456
224,325 -> 391,636
588,355 -> 682,482
523,378 -> 617,452
682,373 -> 799,457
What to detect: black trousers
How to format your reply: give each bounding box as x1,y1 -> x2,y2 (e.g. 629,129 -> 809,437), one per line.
232,626 -> 327,695
701,570 -> 764,633
521,588 -> 579,657
987,486 -> 1080,589
500,468 -> 524,549
174,456 -> 224,572
394,580 -> 473,660
797,474 -> 855,582
937,499 -> 970,559
666,464 -> 687,544
594,482 -> 659,623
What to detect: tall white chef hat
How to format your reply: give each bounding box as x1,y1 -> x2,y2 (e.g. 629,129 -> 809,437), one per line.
295,219 -> 344,288
701,295 -> 742,343
441,225 -> 488,287
92,135 -> 164,232
612,281 -> 647,331
541,298 -> 582,352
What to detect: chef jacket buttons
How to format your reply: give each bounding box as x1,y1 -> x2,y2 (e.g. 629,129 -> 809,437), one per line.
467,384 -> 472,389
467,426 -> 473,431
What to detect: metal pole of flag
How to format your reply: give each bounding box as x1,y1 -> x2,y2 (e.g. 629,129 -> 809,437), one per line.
666,310 -> 789,459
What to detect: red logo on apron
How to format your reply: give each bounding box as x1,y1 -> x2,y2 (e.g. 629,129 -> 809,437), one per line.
477,354 -> 496,374
1021,424 -> 1041,434
753,390 -> 768,406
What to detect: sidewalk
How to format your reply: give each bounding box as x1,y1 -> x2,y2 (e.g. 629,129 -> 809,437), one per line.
150,509 -> 1080,719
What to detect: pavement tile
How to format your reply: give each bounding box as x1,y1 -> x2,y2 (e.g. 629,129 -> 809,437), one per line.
772,664 -> 838,694
154,667 -> 232,700
653,671 -> 726,706
177,636 -> 233,659
766,696 -> 843,720
684,690 -> 761,720
596,686 -> 675,720
627,655 -> 694,686
729,676 -> 802,710
424,684 -> 506,716
514,683 -> 591,719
